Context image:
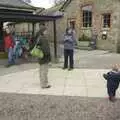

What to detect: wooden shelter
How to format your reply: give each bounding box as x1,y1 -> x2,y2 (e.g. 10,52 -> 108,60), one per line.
0,0 -> 63,58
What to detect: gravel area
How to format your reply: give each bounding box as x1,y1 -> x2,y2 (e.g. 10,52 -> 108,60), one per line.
0,93 -> 120,120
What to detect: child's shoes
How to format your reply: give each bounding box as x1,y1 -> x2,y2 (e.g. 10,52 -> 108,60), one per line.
109,96 -> 116,102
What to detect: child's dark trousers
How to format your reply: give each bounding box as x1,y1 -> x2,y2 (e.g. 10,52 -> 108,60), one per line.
106,72 -> 120,97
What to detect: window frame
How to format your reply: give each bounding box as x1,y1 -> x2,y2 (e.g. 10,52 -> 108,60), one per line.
82,10 -> 92,28
102,13 -> 111,28
81,5 -> 93,28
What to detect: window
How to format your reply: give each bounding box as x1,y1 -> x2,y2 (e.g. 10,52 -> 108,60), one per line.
83,11 -> 92,27
82,5 -> 92,27
103,14 -> 111,28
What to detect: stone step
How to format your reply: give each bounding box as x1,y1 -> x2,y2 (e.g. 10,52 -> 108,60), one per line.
75,46 -> 92,50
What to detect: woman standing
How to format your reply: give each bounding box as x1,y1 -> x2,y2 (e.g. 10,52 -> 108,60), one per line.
63,27 -> 76,70
35,26 -> 51,89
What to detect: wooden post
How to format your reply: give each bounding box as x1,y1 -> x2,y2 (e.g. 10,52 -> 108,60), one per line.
0,22 -> 3,51
53,20 -> 57,60
32,22 -> 35,37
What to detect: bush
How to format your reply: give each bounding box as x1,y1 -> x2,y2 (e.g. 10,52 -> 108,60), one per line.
78,34 -> 91,41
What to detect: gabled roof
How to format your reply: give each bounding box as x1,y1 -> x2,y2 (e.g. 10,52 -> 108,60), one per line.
0,0 -> 39,11
40,0 -> 72,16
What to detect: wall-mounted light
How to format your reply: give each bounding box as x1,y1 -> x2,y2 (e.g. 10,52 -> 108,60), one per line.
102,30 -> 107,40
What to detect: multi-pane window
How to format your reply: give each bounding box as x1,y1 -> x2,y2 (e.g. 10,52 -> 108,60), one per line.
82,5 -> 92,27
103,14 -> 111,28
83,10 -> 92,27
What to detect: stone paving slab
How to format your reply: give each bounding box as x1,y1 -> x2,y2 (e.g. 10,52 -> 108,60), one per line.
0,68 -> 120,98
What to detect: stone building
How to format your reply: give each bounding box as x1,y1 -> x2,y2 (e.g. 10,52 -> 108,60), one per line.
41,0 -> 120,52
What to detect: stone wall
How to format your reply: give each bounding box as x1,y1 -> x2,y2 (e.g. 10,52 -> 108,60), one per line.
46,0 -> 120,52
93,0 -> 120,52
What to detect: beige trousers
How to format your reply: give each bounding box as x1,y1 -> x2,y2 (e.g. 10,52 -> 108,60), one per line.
39,63 -> 49,88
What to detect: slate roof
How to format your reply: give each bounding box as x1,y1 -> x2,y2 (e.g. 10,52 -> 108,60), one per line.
0,0 -> 38,10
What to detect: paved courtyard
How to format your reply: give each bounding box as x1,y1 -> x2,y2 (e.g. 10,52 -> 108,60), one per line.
0,67 -> 120,98
0,49 -> 120,97
0,49 -> 120,120
53,49 -> 120,69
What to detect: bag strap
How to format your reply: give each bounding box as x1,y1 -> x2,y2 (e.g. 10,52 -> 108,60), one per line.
34,36 -> 40,47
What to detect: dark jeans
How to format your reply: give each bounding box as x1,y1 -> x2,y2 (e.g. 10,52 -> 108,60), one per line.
107,72 -> 120,97
64,49 -> 74,69
7,47 -> 15,65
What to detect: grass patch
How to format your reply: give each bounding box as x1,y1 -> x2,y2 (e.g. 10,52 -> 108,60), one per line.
0,52 -> 7,59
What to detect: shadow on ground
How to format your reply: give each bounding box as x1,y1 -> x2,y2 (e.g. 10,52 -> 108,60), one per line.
0,58 -> 39,76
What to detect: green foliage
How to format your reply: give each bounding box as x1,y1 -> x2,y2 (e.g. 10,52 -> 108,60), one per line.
0,52 -> 8,59
78,34 -> 91,41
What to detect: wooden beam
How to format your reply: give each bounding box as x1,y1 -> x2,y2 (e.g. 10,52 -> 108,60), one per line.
32,22 -> 35,37
53,20 -> 57,59
0,11 -> 63,22
0,22 -> 3,51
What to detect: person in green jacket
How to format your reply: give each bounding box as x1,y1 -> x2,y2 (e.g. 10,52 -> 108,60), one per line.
35,26 -> 51,89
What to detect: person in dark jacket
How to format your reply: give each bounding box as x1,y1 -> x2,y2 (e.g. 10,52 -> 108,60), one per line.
103,65 -> 120,102
63,27 -> 77,70
35,26 -> 51,89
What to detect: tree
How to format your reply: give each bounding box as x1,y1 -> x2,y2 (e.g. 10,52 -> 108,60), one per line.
54,0 -> 66,5
22,0 -> 31,3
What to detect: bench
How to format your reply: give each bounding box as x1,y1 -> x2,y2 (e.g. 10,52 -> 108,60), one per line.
75,41 -> 92,50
